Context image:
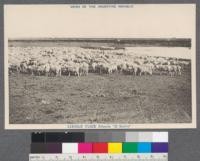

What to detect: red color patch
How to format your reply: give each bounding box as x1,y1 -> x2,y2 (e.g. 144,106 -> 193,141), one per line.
93,143 -> 108,153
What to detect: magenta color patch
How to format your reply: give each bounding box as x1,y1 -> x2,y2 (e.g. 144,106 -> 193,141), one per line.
78,143 -> 93,153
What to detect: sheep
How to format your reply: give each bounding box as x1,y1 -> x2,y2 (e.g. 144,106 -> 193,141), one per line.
36,63 -> 50,76
9,64 -> 20,74
20,61 -> 28,74
138,65 -> 153,76
49,64 -> 62,77
79,62 -> 89,76
63,62 -> 80,77
9,46 -> 186,78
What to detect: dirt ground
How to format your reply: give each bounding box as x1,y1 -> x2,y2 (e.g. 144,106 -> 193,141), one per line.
8,66 -> 192,124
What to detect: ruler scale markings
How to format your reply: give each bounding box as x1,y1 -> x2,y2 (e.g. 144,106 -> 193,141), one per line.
29,154 -> 168,161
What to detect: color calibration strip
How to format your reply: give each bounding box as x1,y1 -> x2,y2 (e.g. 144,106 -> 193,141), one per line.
31,142 -> 168,154
31,132 -> 168,143
31,132 -> 168,154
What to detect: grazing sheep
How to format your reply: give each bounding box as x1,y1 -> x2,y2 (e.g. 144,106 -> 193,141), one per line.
9,46 -> 186,78
138,65 -> 153,76
64,62 -> 80,77
9,64 -> 20,74
36,64 -> 50,76
49,64 -> 62,76
79,62 -> 89,76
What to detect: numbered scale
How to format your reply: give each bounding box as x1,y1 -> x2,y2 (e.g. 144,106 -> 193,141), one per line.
29,154 -> 168,161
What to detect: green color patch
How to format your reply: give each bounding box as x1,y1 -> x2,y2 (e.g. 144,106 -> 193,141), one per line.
122,142 -> 138,153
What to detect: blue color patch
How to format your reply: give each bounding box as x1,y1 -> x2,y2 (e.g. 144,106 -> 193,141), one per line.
137,143 -> 151,153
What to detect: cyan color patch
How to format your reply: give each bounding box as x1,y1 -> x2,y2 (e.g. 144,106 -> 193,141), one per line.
138,142 -> 151,153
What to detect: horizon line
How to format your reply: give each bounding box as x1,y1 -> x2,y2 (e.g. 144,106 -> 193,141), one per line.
8,37 -> 192,41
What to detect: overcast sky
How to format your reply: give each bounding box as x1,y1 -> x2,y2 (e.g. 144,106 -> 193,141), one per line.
4,4 -> 196,39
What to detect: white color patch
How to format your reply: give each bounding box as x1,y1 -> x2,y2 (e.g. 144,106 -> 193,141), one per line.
152,132 -> 168,142
62,143 -> 78,154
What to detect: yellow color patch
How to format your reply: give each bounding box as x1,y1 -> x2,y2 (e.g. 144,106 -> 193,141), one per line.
108,143 -> 122,153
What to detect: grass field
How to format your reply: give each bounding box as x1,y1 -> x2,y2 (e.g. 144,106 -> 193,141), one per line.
9,67 -> 191,124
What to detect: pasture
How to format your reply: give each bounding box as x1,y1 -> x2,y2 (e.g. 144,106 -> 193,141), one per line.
9,67 -> 191,124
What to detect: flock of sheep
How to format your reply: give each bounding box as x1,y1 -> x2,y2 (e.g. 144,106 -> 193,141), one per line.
8,47 -> 190,77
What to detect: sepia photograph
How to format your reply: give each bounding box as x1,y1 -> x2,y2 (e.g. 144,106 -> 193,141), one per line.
4,4 -> 196,129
